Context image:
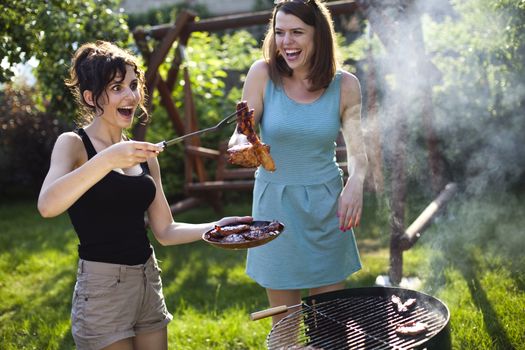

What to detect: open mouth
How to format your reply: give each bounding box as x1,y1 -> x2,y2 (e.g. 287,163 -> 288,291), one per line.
117,107 -> 134,118
284,49 -> 301,60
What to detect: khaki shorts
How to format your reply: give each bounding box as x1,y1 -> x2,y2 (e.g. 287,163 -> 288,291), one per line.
71,252 -> 173,350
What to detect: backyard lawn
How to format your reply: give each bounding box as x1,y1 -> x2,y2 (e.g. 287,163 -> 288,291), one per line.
0,192 -> 523,349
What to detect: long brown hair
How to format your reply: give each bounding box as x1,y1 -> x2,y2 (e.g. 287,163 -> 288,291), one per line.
262,0 -> 339,91
65,41 -> 148,126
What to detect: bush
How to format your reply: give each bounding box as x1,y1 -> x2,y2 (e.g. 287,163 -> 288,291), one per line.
1,0 -> 130,123
0,84 -> 68,199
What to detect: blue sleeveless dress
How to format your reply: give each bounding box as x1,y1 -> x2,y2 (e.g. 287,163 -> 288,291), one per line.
246,72 -> 362,289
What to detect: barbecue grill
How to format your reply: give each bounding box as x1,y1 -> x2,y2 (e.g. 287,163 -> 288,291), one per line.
265,287 -> 450,350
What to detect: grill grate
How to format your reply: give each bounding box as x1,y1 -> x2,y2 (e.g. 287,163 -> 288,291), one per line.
267,292 -> 449,350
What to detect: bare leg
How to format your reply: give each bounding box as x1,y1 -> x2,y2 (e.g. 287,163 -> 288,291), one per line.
309,281 -> 345,297
134,327 -> 168,350
266,288 -> 301,325
101,338 -> 134,350
307,282 -> 346,348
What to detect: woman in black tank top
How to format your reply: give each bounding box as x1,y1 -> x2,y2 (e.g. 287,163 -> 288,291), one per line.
37,41 -> 251,350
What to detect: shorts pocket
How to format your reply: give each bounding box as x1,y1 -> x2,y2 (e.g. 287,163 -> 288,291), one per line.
71,281 -> 87,335
146,266 -> 168,316
147,267 -> 163,296
76,273 -> 119,299
73,273 -> 123,336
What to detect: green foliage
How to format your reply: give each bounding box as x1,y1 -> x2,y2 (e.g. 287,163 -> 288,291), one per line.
0,84 -> 67,197
148,30 -> 260,197
423,0 -> 525,193
0,0 -> 130,121
338,31 -> 368,74
127,3 -> 211,30
253,0 -> 275,12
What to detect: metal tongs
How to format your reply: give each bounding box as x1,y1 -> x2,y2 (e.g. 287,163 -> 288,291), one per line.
156,105 -> 247,148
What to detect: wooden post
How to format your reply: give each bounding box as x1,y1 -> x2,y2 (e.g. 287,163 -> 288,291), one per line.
364,28 -> 384,193
412,20 -> 447,194
362,1 -> 453,284
402,183 -> 457,248
132,11 -> 196,141
389,105 -> 408,286
361,2 -> 407,286
132,30 -> 186,138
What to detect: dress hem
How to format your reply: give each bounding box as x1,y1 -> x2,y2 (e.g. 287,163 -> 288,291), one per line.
246,265 -> 362,290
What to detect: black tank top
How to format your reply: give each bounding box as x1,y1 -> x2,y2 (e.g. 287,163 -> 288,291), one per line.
67,128 -> 156,265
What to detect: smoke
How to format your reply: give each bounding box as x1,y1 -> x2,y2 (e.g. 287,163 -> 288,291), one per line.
358,0 -> 525,197
358,0 -> 525,291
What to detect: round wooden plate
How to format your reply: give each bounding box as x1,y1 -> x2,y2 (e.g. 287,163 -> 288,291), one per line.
202,220 -> 285,250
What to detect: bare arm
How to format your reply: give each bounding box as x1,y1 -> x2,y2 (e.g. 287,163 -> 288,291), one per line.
338,72 -> 368,230
38,132 -> 111,217
146,157 -> 252,246
228,59 -> 268,147
38,132 -> 164,218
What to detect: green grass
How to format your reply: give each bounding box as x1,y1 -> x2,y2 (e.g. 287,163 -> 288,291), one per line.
0,192 -> 524,349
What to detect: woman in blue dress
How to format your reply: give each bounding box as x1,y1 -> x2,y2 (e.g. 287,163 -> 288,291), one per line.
229,0 -> 368,324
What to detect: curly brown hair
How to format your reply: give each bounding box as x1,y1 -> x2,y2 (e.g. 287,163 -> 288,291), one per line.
65,41 -> 148,126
